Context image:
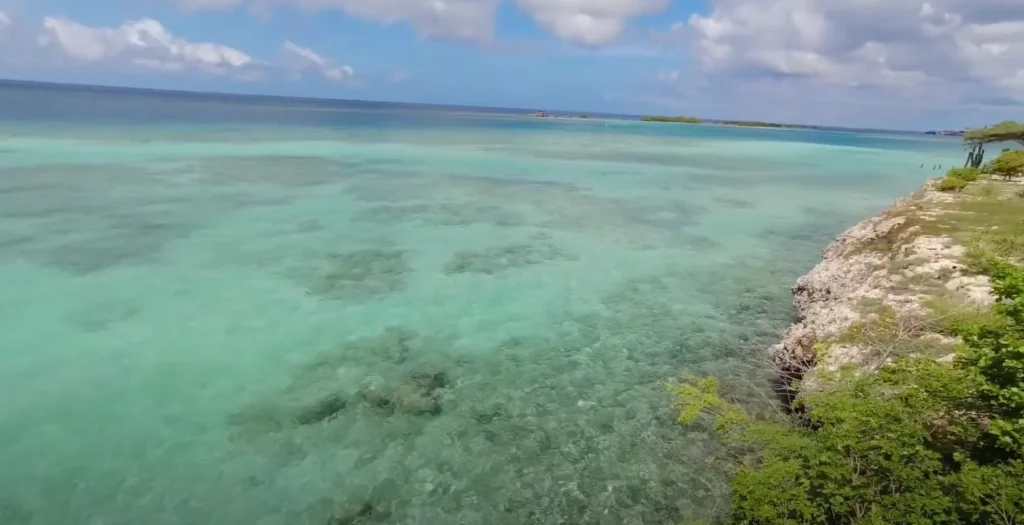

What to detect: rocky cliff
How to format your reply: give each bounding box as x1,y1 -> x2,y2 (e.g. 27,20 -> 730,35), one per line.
773,180 -> 995,391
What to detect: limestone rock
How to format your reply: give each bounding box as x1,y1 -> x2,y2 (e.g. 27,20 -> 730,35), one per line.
773,181 -> 994,390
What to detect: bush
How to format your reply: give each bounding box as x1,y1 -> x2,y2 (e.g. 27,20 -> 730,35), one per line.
955,261 -> 1024,455
990,150 -> 1024,181
947,167 -> 980,181
673,362 -> 1019,525
937,176 -> 969,192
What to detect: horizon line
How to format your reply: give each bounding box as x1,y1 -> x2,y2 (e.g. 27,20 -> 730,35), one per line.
0,77 -> 924,133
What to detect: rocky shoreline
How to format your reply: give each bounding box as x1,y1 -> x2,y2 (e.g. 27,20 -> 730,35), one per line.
772,179 -> 995,393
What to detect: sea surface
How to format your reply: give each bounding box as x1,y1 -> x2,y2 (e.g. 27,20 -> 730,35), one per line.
0,82 -> 964,525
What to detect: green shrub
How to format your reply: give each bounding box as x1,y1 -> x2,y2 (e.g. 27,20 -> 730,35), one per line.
947,167 -> 980,181
955,261 -> 1024,454
990,150 -> 1024,181
672,362 -> 1016,525
937,176 -> 969,192
672,262 -> 1024,524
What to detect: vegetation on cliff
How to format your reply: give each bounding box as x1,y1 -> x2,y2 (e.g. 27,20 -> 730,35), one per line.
938,167 -> 981,192
671,156 -> 1024,523
990,150 -> 1024,181
674,258 -> 1024,523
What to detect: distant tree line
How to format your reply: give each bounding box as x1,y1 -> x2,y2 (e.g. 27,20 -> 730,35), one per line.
641,115 -> 702,124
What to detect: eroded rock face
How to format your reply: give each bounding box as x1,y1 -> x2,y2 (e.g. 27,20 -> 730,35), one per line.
773,182 -> 994,389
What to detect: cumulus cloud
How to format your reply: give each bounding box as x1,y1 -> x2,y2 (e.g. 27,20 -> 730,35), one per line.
0,10 -> 11,43
0,14 -> 356,84
38,17 -> 258,74
687,0 -> 1024,100
517,0 -> 668,46
282,40 -> 354,81
166,0 -> 665,45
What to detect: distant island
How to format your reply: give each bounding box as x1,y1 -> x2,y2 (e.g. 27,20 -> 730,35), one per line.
925,129 -> 966,137
531,110 -> 825,130
529,111 -> 593,120
641,115 -> 702,124
715,120 -> 818,129
639,116 -> 821,129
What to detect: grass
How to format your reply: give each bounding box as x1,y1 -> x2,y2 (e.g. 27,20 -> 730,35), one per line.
850,181 -> 1024,270
923,295 -> 1003,337
831,305 -> 946,369
919,181 -> 1024,270
850,210 -> 926,257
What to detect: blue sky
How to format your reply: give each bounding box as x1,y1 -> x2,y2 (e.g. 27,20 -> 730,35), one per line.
1,0 -> 1023,129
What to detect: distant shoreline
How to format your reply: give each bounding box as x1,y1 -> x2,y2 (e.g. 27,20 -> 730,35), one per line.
635,114 -> 822,130
0,79 -> 946,136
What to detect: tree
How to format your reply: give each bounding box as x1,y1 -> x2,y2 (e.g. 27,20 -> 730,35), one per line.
989,150 -> 1024,181
964,121 -> 1024,147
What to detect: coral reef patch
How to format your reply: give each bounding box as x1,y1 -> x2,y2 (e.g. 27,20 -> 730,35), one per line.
443,242 -> 577,275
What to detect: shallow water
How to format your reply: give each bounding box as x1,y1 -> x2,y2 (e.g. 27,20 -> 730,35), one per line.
0,83 -> 963,525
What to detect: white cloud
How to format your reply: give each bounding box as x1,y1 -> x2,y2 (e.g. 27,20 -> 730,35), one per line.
38,17 -> 258,75
3,14 -> 355,85
687,0 -> 1024,100
517,0 -> 668,46
656,70 -> 680,84
0,10 -> 11,43
166,0 -> 667,45
282,40 -> 354,81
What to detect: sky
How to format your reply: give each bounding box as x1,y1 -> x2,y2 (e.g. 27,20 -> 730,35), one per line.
0,0 -> 1023,129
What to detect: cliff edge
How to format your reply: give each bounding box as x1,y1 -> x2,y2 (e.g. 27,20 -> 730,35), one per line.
773,180 -> 998,390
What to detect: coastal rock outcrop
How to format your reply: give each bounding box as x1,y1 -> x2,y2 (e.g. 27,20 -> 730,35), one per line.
772,181 -> 994,389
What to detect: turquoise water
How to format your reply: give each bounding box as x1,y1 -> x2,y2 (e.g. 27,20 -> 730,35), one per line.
0,83 -> 964,525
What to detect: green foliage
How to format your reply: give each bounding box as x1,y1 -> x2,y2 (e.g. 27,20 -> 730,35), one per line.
924,296 -> 1003,337
990,150 -> 1024,181
673,263 -> 1024,524
669,376 -> 750,439
947,167 -> 981,182
937,176 -> 969,192
963,220 -> 1024,274
964,121 -> 1024,147
955,262 -> 1024,454
642,115 -> 702,124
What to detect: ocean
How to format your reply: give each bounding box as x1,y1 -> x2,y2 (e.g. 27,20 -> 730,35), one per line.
0,81 -> 963,525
